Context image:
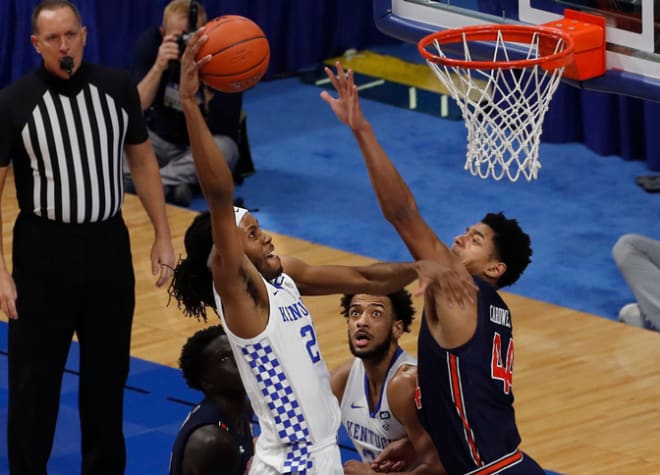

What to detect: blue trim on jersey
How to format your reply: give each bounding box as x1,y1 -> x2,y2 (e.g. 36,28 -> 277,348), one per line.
363,347 -> 403,418
271,275 -> 286,288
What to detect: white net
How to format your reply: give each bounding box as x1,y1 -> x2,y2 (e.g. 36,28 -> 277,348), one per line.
425,29 -> 569,181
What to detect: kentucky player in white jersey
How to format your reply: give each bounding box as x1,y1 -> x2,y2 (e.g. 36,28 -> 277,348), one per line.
171,30 -> 443,475
331,292 -> 445,474
214,257 -> 340,474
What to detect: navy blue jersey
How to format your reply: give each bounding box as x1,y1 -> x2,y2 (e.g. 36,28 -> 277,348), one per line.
169,398 -> 253,475
416,277 -> 542,474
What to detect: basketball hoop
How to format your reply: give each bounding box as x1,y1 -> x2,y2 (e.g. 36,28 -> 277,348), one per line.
419,24 -> 575,181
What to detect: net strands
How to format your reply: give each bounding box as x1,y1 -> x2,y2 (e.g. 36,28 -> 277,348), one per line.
425,29 -> 569,181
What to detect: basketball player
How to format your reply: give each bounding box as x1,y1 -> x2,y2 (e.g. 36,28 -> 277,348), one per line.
170,325 -> 254,475
170,30 -> 443,475
331,291 -> 445,474
321,63 -> 544,474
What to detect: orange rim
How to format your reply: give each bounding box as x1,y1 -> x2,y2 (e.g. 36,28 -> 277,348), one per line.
418,24 -> 575,71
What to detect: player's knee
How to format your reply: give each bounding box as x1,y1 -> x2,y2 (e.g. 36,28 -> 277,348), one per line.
612,233 -> 639,265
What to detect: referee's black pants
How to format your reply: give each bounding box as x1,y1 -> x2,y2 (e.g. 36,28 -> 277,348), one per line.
7,212 -> 135,475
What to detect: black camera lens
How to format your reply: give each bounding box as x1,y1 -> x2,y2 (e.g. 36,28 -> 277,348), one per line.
177,32 -> 193,56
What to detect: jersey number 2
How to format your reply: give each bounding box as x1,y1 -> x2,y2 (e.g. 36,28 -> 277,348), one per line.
300,324 -> 321,363
491,332 -> 513,394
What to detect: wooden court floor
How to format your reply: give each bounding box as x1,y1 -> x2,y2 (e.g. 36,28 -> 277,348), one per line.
2,173 -> 659,474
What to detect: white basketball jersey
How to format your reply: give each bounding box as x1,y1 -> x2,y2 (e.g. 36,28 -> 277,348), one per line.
340,348 -> 417,463
215,273 -> 341,474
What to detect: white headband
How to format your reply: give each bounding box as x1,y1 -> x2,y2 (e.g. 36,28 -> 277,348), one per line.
234,206 -> 248,226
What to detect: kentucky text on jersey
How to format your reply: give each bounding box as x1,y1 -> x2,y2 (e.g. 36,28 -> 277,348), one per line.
489,305 -> 511,328
344,420 -> 392,450
278,300 -> 310,322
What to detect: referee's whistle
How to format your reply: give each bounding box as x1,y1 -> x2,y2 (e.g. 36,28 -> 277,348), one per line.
60,56 -> 74,77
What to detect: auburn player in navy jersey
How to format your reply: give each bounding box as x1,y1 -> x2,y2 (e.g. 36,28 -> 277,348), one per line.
322,63 -> 542,475
170,325 -> 254,475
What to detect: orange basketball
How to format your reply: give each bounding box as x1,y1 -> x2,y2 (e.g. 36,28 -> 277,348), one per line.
196,15 -> 270,93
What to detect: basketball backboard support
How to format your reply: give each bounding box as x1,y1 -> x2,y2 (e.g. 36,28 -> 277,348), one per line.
374,0 -> 660,102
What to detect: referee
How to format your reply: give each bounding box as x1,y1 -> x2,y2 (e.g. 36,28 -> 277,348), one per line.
0,1 -> 175,473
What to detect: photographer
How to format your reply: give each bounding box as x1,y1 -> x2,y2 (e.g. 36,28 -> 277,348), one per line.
127,0 -> 242,206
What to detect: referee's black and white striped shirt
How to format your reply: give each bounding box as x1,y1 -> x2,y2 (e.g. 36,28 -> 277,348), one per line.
0,62 -> 148,224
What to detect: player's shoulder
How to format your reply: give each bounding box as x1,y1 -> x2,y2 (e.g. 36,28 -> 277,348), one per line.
388,363 -> 417,395
184,424 -> 240,471
272,272 -> 299,293
278,257 -> 313,294
392,362 -> 417,381
474,275 -> 505,301
386,364 -> 418,415
188,423 -> 235,448
279,255 -> 305,274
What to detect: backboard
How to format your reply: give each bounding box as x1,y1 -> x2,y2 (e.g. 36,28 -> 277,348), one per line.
374,0 -> 660,101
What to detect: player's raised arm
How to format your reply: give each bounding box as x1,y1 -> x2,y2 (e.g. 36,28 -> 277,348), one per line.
179,30 -> 235,216
321,62 -> 448,264
281,255 -> 417,296
322,63 -> 482,346
179,29 -> 268,337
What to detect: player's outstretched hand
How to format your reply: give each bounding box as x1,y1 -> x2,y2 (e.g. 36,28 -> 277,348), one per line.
179,27 -> 211,101
320,61 -> 369,133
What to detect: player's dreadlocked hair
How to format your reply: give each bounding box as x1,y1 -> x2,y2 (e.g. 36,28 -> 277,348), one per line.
168,211 -> 217,322
340,289 -> 416,332
179,325 -> 226,391
481,212 -> 533,288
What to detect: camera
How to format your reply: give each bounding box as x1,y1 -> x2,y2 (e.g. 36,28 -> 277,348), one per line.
176,32 -> 195,57
176,0 -> 199,56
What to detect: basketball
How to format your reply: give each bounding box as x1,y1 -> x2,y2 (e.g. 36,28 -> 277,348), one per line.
196,15 -> 270,93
